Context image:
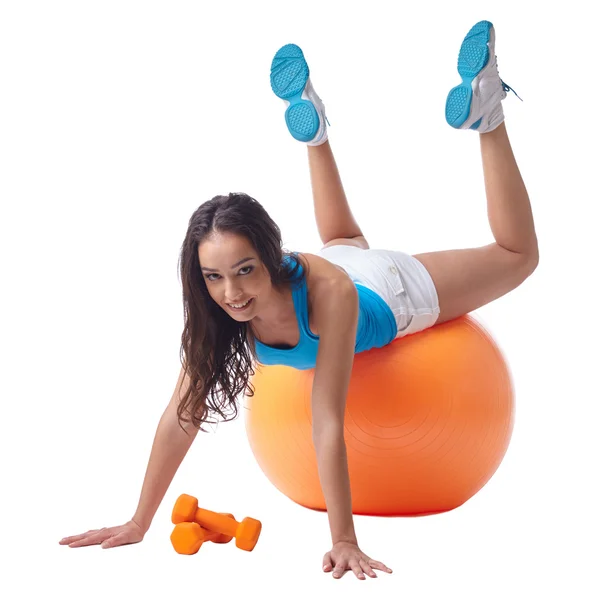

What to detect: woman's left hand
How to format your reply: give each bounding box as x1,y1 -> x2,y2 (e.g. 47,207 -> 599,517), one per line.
322,541 -> 393,580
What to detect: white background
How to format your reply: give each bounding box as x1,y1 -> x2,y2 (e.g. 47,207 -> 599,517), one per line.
1,0 -> 598,598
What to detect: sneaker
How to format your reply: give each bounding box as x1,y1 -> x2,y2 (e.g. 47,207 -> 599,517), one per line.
445,20 -> 521,133
270,44 -> 329,145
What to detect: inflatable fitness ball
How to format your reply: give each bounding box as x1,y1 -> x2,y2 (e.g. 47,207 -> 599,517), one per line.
245,315 -> 515,516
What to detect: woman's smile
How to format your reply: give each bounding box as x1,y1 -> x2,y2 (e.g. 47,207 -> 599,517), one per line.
226,298 -> 254,312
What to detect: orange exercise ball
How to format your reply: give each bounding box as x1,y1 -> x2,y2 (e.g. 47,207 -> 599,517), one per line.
245,315 -> 515,516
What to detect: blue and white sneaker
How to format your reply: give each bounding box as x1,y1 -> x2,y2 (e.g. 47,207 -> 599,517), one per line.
270,44 -> 329,145
445,21 -> 521,133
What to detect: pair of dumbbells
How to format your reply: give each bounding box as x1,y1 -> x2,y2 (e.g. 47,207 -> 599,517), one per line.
170,493 -> 262,555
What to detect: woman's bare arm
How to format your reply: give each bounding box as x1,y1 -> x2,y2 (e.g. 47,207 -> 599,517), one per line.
131,366 -> 199,532
60,366 -> 201,549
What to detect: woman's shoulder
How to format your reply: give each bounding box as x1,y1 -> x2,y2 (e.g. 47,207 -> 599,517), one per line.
296,252 -> 353,289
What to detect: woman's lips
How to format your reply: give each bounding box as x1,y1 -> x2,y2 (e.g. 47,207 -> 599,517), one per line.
227,298 -> 254,312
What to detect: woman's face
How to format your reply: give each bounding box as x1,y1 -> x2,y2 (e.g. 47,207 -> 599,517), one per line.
198,231 -> 274,322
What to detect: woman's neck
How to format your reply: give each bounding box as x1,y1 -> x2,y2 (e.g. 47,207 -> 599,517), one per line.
251,283 -> 294,330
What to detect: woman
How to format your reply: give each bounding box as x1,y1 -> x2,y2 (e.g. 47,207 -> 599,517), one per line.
59,20 -> 538,580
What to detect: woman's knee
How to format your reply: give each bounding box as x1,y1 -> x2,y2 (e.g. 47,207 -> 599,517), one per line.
321,236 -> 370,250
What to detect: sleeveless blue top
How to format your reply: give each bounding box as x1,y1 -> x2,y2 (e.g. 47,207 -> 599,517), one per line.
254,254 -> 397,370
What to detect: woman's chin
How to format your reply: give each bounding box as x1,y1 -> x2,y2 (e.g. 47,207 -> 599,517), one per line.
226,298 -> 256,320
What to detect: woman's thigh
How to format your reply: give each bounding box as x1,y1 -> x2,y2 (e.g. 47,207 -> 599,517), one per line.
413,243 -> 538,325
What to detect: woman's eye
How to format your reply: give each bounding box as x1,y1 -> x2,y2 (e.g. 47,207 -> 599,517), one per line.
205,266 -> 253,282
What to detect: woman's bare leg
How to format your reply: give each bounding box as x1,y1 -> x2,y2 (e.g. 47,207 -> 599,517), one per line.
414,122 -> 539,324
307,141 -> 369,249
269,44 -> 367,250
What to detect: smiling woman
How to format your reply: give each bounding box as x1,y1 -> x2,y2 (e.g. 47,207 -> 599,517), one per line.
199,239 -> 269,315
60,22 -> 538,582
177,193 -> 313,431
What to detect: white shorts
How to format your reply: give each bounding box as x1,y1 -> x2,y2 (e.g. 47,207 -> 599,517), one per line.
317,245 -> 440,338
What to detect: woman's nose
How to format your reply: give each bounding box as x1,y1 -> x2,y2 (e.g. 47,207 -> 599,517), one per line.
225,280 -> 243,300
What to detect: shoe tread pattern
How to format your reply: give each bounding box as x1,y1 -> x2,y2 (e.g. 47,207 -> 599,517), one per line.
445,20 -> 492,128
270,44 -> 309,99
270,44 -> 318,142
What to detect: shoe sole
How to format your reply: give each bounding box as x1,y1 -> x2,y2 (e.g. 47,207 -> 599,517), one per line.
445,20 -> 492,129
270,44 -> 320,142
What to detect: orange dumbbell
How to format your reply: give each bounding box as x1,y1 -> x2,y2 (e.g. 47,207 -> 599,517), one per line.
170,519 -> 234,555
172,493 -> 262,552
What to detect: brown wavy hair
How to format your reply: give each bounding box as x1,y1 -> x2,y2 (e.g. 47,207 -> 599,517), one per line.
176,192 -> 309,432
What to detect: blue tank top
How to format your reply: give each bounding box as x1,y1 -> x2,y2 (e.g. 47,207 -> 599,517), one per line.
253,254 -> 397,370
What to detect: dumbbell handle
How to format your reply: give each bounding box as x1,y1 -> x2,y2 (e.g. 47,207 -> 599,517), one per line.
193,507 -> 240,536
200,527 -> 221,543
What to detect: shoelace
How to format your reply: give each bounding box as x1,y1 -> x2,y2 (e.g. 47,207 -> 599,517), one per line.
495,55 -> 523,101
501,80 -> 523,101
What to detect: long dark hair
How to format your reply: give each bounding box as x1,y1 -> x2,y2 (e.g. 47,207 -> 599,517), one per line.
176,192 -> 308,431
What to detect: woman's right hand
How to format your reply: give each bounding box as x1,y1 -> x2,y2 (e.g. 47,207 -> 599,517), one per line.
59,519 -> 146,549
